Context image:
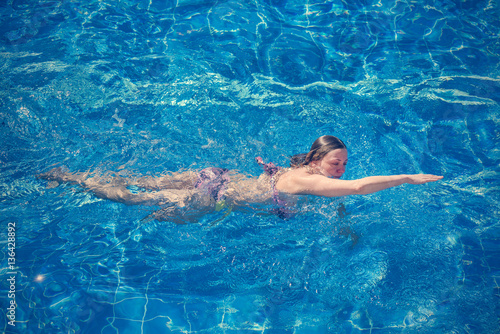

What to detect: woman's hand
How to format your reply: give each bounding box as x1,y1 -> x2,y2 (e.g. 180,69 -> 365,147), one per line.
405,174 -> 443,185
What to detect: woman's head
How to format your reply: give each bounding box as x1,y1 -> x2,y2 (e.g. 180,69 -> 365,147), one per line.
291,135 -> 348,178
304,135 -> 347,164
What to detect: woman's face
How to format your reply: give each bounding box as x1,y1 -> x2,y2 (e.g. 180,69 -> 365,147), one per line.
314,148 -> 348,178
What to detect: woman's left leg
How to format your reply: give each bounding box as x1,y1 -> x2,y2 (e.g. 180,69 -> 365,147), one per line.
37,167 -> 195,206
132,171 -> 198,191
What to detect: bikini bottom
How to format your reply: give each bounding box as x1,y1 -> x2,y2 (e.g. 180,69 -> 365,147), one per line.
194,167 -> 230,202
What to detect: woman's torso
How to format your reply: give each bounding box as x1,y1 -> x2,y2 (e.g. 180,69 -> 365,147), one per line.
224,172 -> 274,204
224,167 -> 305,205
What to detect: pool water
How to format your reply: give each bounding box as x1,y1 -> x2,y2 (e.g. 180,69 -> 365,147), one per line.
1,0 -> 499,333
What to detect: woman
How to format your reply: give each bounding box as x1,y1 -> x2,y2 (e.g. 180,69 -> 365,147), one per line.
37,136 -> 443,222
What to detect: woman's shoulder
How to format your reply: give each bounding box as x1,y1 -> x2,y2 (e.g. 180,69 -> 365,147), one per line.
276,167 -> 325,194
281,167 -> 317,178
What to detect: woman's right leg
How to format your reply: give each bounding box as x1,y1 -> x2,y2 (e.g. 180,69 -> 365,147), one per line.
89,186 -> 195,207
38,168 -> 199,190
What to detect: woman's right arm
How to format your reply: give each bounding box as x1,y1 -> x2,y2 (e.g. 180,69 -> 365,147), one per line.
291,174 -> 443,197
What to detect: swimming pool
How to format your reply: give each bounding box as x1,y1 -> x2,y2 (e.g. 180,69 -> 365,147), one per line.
1,0 -> 499,332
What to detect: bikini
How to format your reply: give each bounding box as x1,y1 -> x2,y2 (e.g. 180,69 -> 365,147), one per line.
194,167 -> 230,202
256,157 -> 294,219
195,161 -> 284,204
195,160 -> 293,219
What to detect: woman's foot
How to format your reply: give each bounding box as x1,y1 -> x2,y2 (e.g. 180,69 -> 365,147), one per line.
36,167 -> 67,182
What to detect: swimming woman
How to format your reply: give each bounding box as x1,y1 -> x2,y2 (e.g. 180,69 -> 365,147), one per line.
37,135 -> 443,222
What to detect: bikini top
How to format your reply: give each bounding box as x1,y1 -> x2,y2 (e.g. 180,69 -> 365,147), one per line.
256,157 -> 293,218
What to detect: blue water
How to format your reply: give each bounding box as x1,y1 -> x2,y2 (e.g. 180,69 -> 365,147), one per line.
1,0 -> 499,333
